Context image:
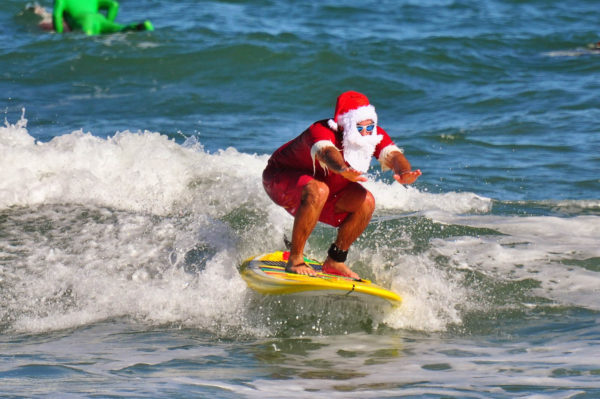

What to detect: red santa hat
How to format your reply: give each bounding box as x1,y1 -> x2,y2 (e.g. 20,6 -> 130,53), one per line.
327,91 -> 378,133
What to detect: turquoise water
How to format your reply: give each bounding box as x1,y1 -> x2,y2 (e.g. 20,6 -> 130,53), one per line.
1,0 -> 599,397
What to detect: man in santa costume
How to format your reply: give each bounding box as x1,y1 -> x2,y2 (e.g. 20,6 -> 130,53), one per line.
263,91 -> 421,279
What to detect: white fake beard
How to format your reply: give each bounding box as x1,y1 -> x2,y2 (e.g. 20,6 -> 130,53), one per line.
342,126 -> 383,173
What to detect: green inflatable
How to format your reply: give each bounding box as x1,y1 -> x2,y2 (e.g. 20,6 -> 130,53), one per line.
53,0 -> 153,35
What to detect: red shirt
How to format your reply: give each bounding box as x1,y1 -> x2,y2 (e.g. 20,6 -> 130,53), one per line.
265,119 -> 395,193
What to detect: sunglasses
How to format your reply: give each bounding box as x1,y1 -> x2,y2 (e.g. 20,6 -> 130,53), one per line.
356,124 -> 375,133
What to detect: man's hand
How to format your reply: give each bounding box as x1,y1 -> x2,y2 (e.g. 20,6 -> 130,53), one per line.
317,146 -> 368,182
386,150 -> 421,185
394,169 -> 422,184
340,167 -> 368,182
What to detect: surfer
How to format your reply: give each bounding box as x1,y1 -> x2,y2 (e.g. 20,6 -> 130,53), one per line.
37,0 -> 153,35
263,91 -> 421,279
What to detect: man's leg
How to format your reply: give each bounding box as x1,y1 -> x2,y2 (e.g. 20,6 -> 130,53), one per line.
96,17 -> 126,34
322,184 -> 375,279
82,14 -> 151,35
287,180 -> 329,276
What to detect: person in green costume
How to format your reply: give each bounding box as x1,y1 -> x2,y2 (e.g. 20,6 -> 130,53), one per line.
52,0 -> 154,35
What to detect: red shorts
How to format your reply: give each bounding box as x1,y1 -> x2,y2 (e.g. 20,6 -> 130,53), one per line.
262,169 -> 351,227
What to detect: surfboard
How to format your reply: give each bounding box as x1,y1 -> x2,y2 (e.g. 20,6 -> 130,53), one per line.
240,251 -> 401,306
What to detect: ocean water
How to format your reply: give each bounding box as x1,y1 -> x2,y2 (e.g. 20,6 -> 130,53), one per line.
1,0 -> 599,397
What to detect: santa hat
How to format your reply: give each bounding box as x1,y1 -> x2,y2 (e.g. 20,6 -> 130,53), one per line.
327,91 -> 378,133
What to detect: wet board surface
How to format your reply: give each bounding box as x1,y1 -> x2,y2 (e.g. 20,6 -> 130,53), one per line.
240,251 -> 402,306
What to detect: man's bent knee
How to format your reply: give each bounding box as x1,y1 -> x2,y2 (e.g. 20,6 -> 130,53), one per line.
301,180 -> 329,207
363,191 -> 376,214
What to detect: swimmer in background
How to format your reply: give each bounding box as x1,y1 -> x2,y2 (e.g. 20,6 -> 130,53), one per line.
584,40 -> 600,52
33,0 -> 153,35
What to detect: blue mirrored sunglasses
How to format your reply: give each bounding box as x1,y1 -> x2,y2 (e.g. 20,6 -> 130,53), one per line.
356,124 -> 375,133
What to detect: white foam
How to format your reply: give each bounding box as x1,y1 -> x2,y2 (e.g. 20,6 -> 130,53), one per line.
3,113 -> 598,335
426,212 -> 600,310
544,48 -> 600,57
1,114 -> 277,334
0,113 -> 272,216
364,179 -> 492,214
4,206 -> 256,335
383,253 -> 467,331
1,110 -> 35,147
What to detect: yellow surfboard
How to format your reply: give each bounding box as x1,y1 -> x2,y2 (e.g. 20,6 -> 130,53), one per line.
240,251 -> 401,306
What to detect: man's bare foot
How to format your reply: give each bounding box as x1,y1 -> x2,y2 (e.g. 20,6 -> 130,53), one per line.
322,257 -> 359,279
286,254 -> 317,276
